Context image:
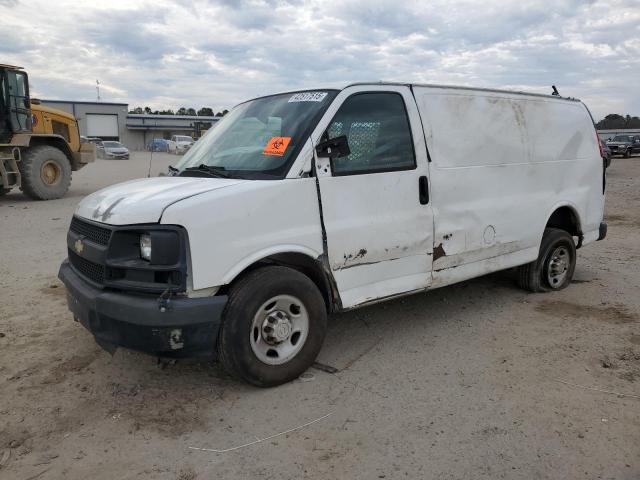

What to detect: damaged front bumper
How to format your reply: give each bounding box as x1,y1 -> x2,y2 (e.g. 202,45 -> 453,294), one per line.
58,260 -> 227,358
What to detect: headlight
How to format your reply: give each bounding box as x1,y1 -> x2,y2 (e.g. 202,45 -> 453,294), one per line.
140,234 -> 152,261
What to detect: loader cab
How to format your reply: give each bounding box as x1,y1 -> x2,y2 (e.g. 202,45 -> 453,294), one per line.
0,65 -> 32,142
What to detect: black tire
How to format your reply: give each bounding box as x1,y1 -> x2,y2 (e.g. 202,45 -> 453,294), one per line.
624,148 -> 631,158
218,266 -> 327,387
517,228 -> 576,292
19,146 -> 72,200
0,188 -> 9,196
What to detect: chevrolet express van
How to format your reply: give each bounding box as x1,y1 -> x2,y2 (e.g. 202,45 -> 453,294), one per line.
59,83 -> 607,386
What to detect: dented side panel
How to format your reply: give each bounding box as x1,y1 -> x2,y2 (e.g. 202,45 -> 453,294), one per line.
415,87 -> 603,286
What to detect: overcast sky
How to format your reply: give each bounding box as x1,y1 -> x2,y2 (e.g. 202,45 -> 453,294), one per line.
1,0 -> 638,120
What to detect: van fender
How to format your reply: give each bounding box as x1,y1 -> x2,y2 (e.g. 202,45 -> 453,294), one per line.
221,244 -> 324,286
540,201 -> 583,247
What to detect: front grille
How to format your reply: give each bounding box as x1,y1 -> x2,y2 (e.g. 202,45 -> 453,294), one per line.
68,249 -> 105,284
70,217 -> 112,245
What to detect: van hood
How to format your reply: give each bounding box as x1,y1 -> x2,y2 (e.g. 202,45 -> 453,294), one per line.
75,176 -> 245,225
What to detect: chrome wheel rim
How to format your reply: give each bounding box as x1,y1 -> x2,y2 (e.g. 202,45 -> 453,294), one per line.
547,246 -> 570,288
250,294 -> 309,365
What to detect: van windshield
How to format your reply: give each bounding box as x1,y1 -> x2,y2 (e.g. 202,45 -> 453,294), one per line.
174,90 -> 338,179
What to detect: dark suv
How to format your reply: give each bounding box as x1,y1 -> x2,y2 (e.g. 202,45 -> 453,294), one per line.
606,134 -> 640,158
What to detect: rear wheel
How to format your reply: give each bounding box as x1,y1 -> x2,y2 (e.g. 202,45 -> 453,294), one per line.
218,266 -> 327,387
19,146 -> 72,200
517,228 -> 576,292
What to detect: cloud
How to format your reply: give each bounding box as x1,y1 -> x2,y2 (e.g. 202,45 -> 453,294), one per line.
0,0 -> 638,119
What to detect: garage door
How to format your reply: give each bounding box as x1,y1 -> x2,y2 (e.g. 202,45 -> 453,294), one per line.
86,114 -> 118,138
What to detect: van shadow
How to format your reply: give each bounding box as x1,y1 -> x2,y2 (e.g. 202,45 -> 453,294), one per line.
51,269 -> 526,437
145,268 -> 521,385
317,269 -> 521,370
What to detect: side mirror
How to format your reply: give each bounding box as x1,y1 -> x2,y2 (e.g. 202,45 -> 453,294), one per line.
315,135 -> 350,159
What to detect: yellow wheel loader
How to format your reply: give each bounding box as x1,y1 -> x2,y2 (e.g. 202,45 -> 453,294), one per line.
0,64 -> 95,200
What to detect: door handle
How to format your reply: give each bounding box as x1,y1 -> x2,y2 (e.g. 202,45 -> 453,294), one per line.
419,176 -> 429,205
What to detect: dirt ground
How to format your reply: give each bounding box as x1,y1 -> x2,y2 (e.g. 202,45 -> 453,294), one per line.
1,152 -> 639,479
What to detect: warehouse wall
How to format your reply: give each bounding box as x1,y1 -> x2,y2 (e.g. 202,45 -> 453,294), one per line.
42,100 -> 220,150
41,100 -> 132,144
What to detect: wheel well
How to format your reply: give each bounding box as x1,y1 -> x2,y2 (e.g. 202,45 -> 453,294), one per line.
546,206 -> 582,238
219,253 -> 339,313
28,136 -> 75,168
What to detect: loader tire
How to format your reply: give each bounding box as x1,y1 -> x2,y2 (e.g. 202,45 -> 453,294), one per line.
19,146 -> 72,200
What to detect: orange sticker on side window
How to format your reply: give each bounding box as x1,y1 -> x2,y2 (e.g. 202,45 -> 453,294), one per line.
263,137 -> 292,156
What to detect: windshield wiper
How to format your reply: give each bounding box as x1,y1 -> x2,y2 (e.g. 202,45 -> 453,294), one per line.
182,164 -> 233,178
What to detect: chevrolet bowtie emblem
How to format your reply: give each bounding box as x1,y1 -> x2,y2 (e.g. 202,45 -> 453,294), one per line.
74,238 -> 84,255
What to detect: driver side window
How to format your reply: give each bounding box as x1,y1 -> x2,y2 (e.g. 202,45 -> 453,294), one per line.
324,92 -> 416,176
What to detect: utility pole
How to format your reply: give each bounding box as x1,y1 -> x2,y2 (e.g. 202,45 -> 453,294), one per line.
96,79 -> 101,101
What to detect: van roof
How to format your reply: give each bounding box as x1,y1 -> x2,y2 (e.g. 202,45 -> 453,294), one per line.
237,82 -> 581,110
344,81 -> 581,102
0,64 -> 24,70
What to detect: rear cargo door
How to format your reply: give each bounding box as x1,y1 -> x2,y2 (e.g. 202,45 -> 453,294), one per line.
312,85 -> 433,309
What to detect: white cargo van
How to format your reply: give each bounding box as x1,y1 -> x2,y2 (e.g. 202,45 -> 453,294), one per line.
168,135 -> 195,154
59,83 -> 607,386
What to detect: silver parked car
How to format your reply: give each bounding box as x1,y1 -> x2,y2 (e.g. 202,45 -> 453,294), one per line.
100,141 -> 130,160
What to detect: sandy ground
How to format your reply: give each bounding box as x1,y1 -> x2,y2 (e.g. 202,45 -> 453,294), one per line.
0,152 -> 639,480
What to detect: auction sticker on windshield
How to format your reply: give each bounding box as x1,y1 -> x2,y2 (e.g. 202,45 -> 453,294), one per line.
288,92 -> 328,103
263,137 -> 292,156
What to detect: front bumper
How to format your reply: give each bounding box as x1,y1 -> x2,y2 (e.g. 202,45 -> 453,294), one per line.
58,260 -> 227,357
607,146 -> 628,155
72,143 -> 97,168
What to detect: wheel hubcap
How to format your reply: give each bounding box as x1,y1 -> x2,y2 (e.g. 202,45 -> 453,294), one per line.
41,161 -> 61,185
547,246 -> 570,287
262,311 -> 293,344
250,294 -> 309,365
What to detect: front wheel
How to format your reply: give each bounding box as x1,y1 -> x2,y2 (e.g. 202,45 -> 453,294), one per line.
517,228 -> 576,292
218,266 -> 327,387
624,148 -> 631,158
